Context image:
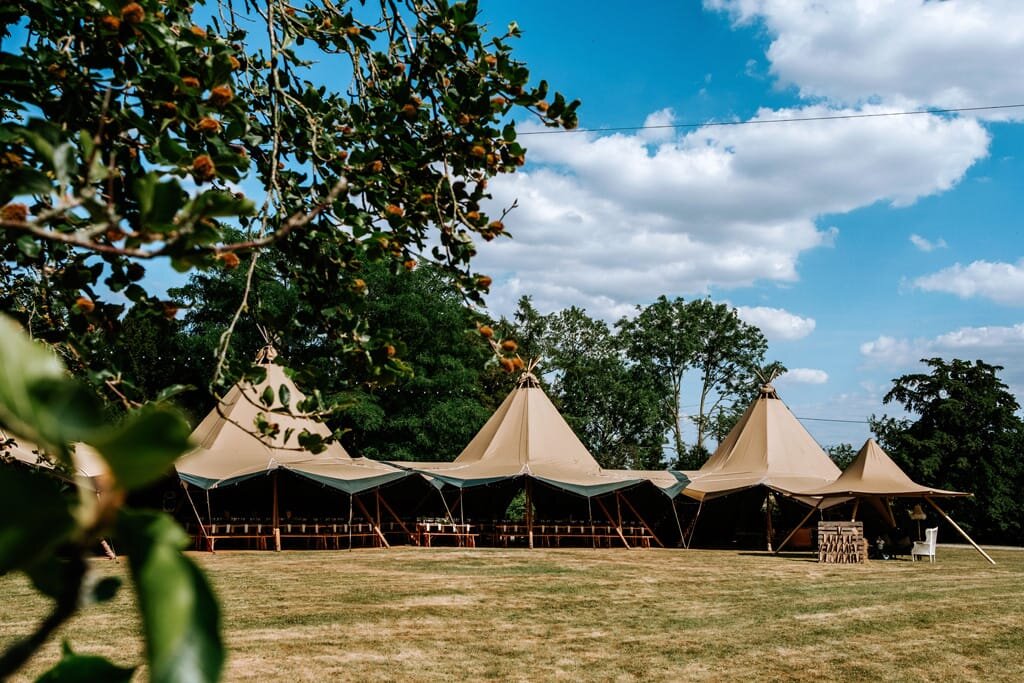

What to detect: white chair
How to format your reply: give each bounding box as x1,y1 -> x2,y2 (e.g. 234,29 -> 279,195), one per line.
911,527 -> 938,562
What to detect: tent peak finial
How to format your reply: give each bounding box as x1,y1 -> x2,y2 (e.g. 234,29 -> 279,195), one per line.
255,345 -> 278,364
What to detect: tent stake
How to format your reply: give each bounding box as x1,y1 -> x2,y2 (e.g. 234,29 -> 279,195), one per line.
775,500 -> 821,554
924,496 -> 995,565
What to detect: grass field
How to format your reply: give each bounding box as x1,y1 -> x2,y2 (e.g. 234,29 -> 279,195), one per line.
1,546 -> 1022,681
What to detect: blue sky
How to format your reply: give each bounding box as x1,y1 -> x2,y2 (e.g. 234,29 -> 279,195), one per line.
461,1 -> 1024,447
16,2 -> 1018,450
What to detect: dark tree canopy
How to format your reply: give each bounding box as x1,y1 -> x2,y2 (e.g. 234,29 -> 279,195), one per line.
871,358 -> 1024,544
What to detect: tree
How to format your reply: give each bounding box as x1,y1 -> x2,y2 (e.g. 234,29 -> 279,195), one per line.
616,296 -> 696,464
542,307 -> 669,469
0,1 -> 577,678
826,443 -> 857,470
339,263 -> 494,461
617,296 -> 774,467
871,358 -> 1024,544
685,299 -> 768,453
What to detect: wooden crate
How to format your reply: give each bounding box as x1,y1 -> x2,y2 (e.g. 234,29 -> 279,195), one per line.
817,521 -> 866,564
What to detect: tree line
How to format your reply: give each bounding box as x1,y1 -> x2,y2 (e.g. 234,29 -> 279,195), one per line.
112,260 -> 786,470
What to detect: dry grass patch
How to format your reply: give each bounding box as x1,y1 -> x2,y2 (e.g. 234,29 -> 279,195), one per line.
1,546 -> 1022,681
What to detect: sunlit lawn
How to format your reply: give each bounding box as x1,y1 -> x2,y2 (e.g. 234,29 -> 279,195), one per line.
2,546 -> 1022,681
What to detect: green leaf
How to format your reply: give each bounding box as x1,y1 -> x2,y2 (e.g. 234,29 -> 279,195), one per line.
155,384 -> 195,403
135,173 -> 187,231
89,405 -> 192,491
0,467 -> 75,574
0,314 -> 99,459
260,385 -> 274,408
277,384 -> 291,408
117,510 -> 223,683
35,642 -> 135,683
186,189 -> 255,219
16,235 -> 41,258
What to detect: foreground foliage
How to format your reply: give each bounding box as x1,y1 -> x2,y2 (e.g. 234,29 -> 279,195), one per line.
0,0 -> 577,678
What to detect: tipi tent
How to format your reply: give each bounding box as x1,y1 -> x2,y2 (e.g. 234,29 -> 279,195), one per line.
778,438 -> 993,563
683,383 -> 841,501
175,347 -> 420,549
680,383 -> 842,549
398,371 -> 689,546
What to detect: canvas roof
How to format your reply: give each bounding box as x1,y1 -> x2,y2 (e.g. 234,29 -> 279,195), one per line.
2,430 -> 108,488
801,438 -> 969,498
175,349 -> 408,494
399,374 -> 689,498
683,384 -> 842,501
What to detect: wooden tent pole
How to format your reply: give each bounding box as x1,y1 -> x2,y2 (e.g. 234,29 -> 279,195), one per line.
764,491 -> 774,552
375,489 -> 385,545
525,478 -> 534,549
377,490 -> 418,545
347,493 -> 353,550
272,470 -> 281,552
596,495 -> 630,549
587,497 -> 595,549
774,499 -> 821,554
620,493 -> 665,548
850,498 -> 860,522
354,494 -> 390,548
685,499 -> 703,549
670,498 -> 685,548
436,487 -> 458,527
182,482 -> 215,553
924,496 -> 995,565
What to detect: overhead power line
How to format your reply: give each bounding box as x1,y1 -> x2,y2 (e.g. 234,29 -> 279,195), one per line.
795,416 -> 870,425
518,103 -> 1024,136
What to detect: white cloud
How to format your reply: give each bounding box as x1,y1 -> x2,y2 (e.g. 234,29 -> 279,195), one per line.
780,367 -> 828,384
860,323 -> 1024,389
479,106 -> 987,318
707,0 -> 1024,120
909,234 -> 947,252
638,108 -> 678,144
735,305 -> 815,341
914,259 -> 1024,305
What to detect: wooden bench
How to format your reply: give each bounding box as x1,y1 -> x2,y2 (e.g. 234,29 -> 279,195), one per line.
416,522 -> 478,547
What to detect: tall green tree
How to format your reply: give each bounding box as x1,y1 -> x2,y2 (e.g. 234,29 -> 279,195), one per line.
871,358 -> 1024,544
616,296 -> 696,464
543,307 -> 669,469
341,264 -> 494,461
685,298 -> 769,453
617,296 -> 774,467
